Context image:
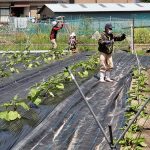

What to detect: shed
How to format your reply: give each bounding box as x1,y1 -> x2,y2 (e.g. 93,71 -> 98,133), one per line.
38,3 -> 150,20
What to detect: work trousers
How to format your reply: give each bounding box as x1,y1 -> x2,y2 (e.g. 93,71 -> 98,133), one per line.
51,39 -> 57,49
99,52 -> 114,72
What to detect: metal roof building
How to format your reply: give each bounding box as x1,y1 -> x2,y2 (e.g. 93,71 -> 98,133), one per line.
40,3 -> 150,12
39,3 -> 150,20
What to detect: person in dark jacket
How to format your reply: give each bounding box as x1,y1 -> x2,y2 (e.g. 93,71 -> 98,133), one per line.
98,23 -> 126,82
50,21 -> 64,49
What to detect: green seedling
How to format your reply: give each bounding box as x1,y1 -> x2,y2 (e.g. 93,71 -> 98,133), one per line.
0,95 -> 29,121
27,88 -> 42,106
78,70 -> 89,78
121,68 -> 149,149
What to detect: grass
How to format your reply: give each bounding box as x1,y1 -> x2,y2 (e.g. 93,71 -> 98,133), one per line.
135,49 -> 146,55
0,27 -> 150,51
134,28 -> 150,44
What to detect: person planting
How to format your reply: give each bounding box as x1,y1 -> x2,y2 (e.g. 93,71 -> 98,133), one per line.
98,23 -> 126,82
50,20 -> 64,49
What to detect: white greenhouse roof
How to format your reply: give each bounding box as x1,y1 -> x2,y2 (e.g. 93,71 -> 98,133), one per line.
43,3 -> 150,12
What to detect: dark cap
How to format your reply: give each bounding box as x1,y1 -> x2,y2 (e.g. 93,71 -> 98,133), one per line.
105,23 -> 112,30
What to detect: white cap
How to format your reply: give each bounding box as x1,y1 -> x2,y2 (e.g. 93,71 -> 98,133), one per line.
70,32 -> 76,37
52,21 -> 57,26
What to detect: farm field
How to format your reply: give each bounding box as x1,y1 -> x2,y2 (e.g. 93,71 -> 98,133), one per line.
0,50 -> 149,150
0,18 -> 150,150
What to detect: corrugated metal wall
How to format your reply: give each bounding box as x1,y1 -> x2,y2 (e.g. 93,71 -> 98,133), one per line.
54,11 -> 150,29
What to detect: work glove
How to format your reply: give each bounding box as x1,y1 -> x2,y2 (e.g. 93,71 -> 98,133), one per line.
104,39 -> 114,45
121,33 -> 126,40
110,39 -> 114,44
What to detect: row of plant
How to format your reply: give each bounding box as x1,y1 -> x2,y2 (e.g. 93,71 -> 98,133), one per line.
0,49 -> 70,78
119,68 -> 150,149
0,54 -> 99,121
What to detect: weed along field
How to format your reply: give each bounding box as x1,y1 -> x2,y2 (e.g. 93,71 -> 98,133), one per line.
0,17 -> 150,150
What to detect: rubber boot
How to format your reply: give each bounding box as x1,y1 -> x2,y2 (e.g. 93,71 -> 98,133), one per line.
105,71 -> 113,82
99,72 -> 106,82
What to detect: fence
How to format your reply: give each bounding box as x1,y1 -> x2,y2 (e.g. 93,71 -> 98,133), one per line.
0,17 -> 150,51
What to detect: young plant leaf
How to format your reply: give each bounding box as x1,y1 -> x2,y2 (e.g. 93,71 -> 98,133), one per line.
56,83 -> 64,90
0,111 -> 8,120
33,98 -> 42,106
140,141 -> 147,147
8,111 -> 21,121
29,88 -> 39,98
16,102 -> 30,110
49,92 -> 55,97
28,64 -> 33,68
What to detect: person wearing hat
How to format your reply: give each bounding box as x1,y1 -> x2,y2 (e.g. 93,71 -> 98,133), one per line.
50,20 -> 64,49
98,23 -> 126,82
68,32 -> 78,54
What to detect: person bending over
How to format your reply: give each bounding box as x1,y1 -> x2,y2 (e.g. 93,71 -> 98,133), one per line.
50,21 -> 64,49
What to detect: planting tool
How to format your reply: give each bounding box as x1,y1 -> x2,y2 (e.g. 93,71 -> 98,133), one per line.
56,16 -> 70,34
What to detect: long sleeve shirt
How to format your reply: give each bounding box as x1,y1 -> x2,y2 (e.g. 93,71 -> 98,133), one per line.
98,31 -> 125,54
50,24 -> 63,40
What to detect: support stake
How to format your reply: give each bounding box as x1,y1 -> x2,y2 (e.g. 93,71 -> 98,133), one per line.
108,125 -> 114,147
108,125 -> 117,150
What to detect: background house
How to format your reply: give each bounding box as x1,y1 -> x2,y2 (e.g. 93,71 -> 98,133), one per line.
73,0 -> 140,2
0,0 -> 70,23
0,0 -> 141,23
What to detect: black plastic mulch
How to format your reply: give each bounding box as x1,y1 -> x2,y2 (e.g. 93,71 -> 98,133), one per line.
10,52 -> 150,150
0,51 -> 94,103
0,51 -> 95,150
